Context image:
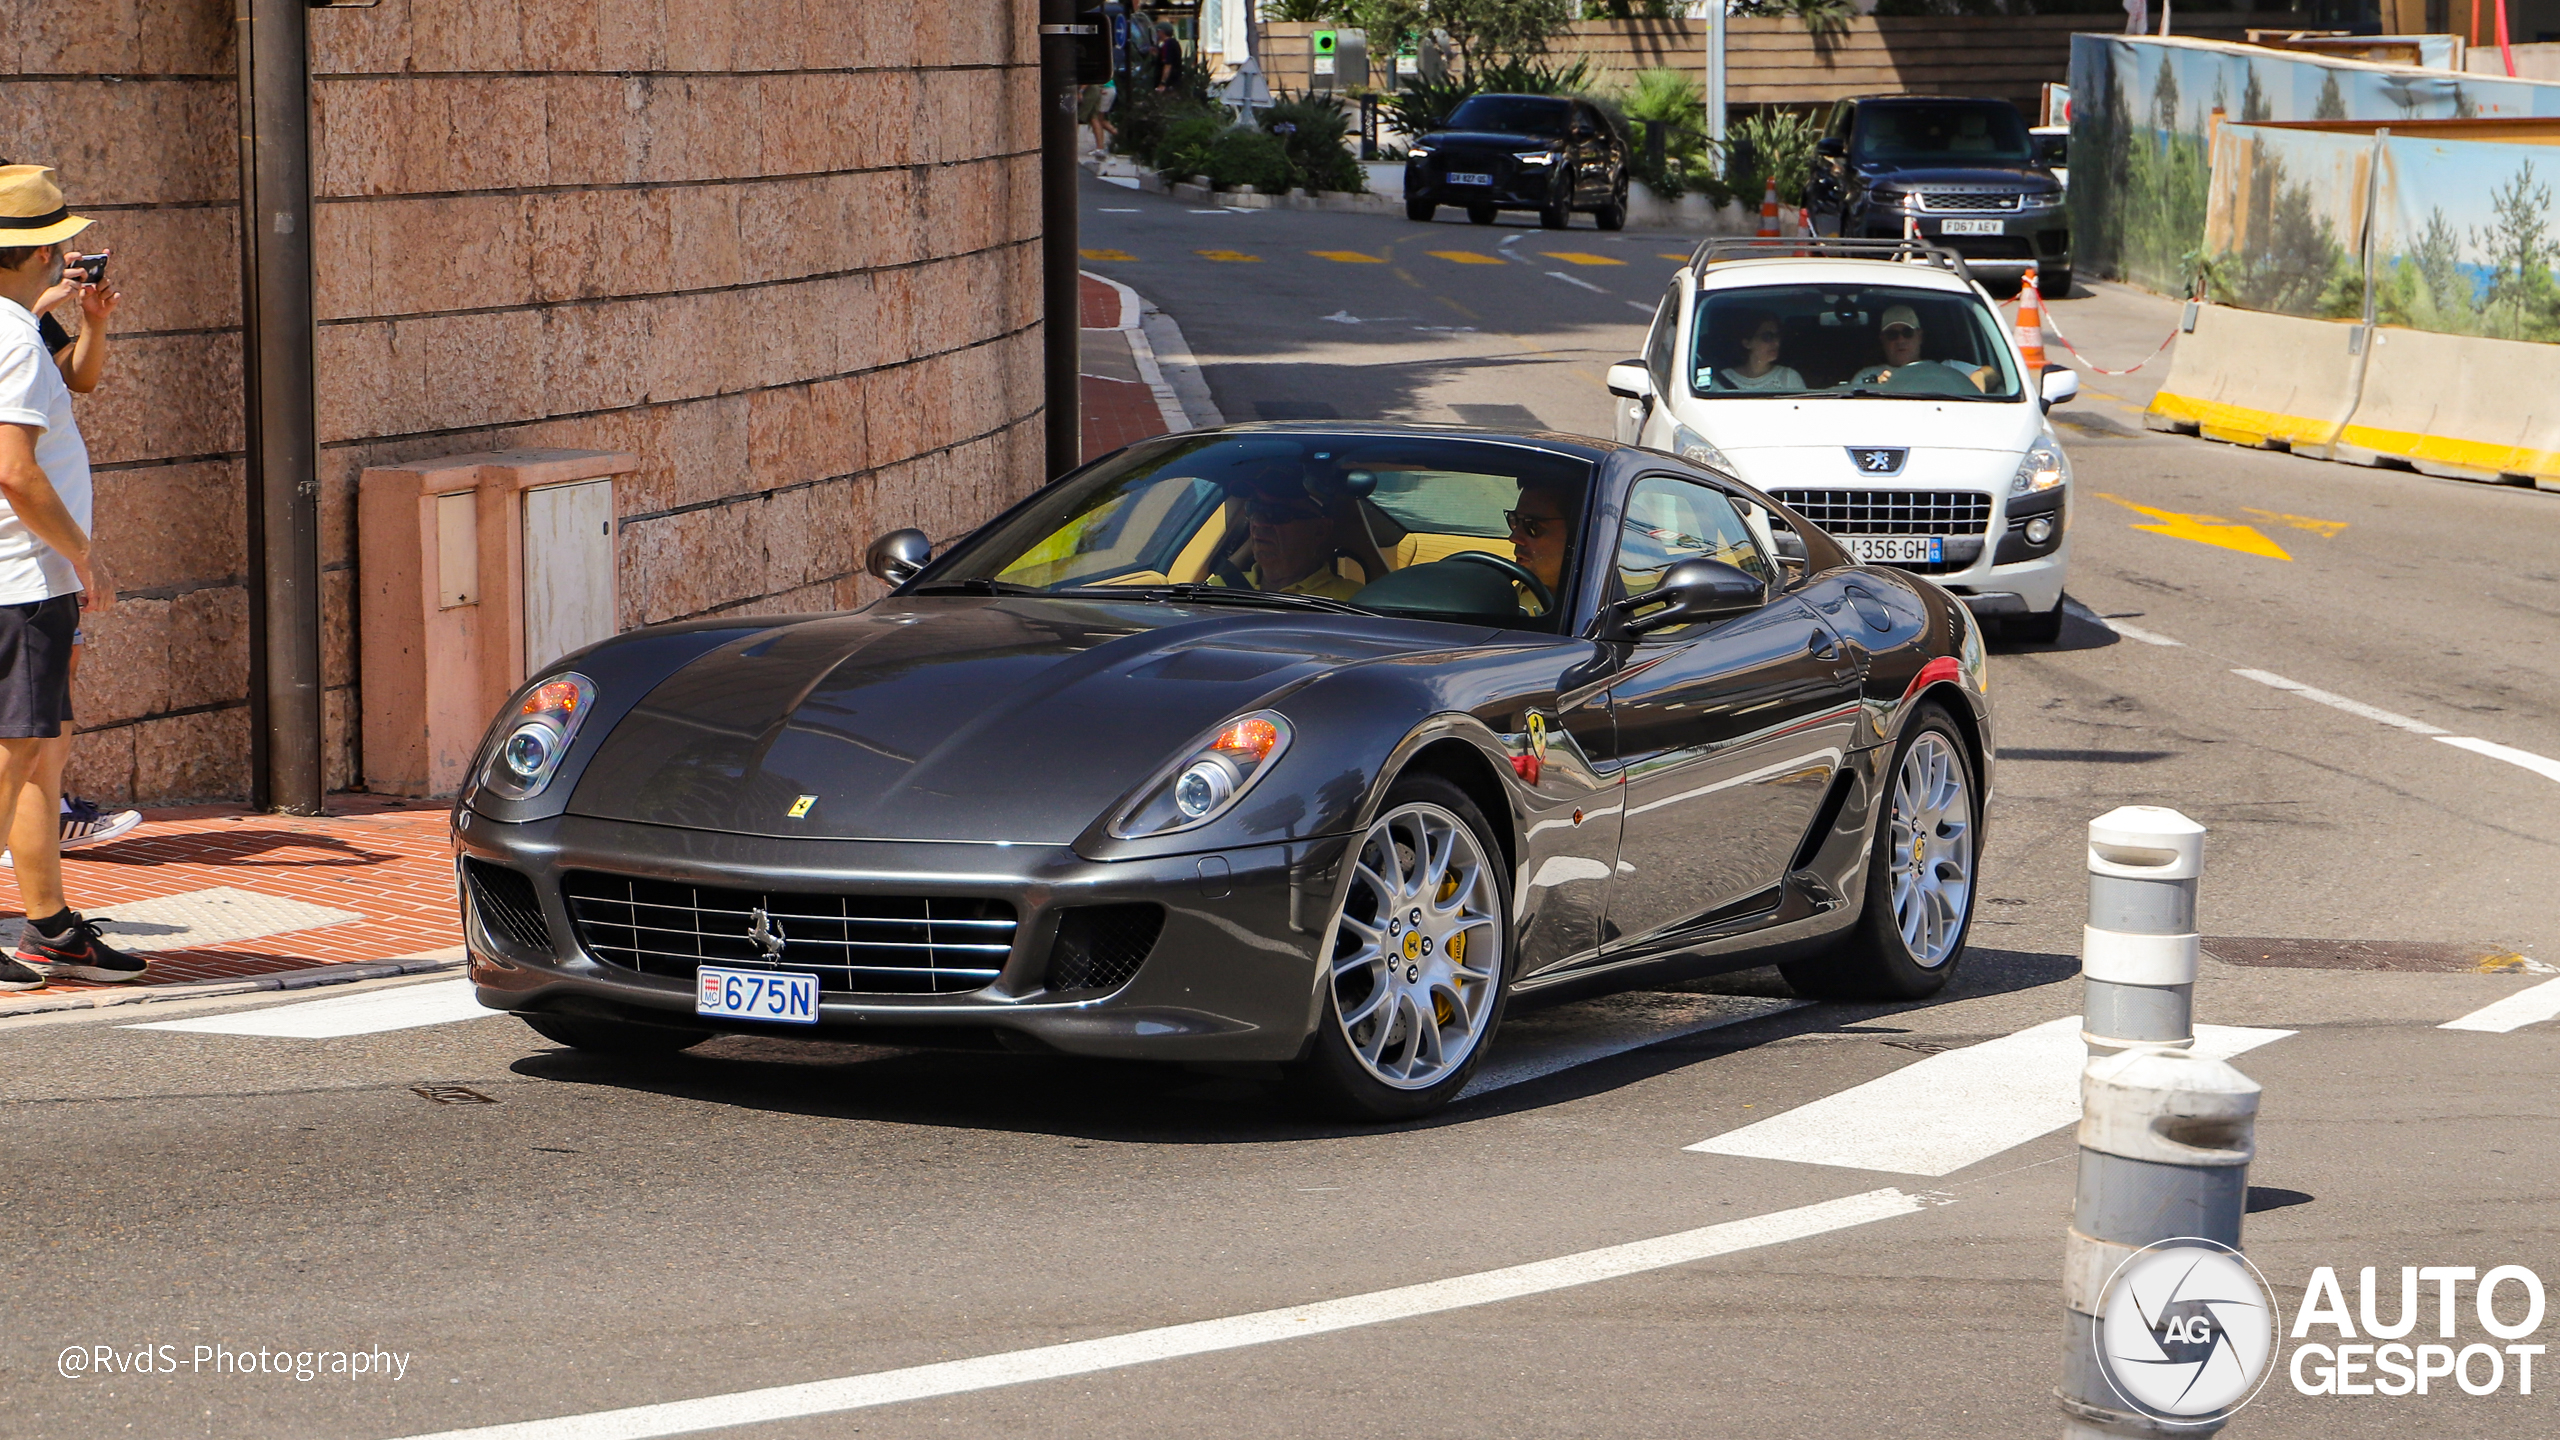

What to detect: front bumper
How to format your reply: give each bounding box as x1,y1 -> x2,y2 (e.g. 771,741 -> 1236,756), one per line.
1407,159 -> 1564,211
457,814 -> 1350,1063
1856,208 -> 2070,276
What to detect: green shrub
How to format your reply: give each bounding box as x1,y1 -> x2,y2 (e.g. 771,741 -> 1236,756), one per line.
1207,127 -> 1295,194
1118,90 -> 1222,170
1727,108 -> 1820,209
1154,115 -> 1230,182
1262,95 -> 1367,194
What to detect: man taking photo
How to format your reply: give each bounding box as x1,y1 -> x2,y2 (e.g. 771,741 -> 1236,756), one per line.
0,164 -> 142,990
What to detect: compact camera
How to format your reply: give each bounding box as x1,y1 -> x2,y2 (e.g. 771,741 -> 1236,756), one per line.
71,250 -> 106,286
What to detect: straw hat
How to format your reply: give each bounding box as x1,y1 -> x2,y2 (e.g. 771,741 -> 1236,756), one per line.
0,166 -> 92,250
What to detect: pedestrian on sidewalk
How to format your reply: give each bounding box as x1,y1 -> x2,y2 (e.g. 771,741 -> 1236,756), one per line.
0,164 -> 144,991
1151,23 -> 1182,92
1081,76 -> 1119,159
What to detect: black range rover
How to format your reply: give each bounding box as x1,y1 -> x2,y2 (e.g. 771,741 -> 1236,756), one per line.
1805,96 -> 2072,294
1404,93 -> 1629,230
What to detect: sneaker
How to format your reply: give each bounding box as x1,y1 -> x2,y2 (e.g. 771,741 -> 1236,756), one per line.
16,912 -> 146,984
59,797 -> 141,851
0,955 -> 42,991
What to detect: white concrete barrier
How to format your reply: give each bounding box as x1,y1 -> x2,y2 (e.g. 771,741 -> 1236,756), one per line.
2334,324 -> 2560,484
2143,303 -> 2367,457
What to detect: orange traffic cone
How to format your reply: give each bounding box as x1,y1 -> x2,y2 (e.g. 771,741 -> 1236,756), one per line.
1758,176 -> 1779,238
2015,265 -> 2048,372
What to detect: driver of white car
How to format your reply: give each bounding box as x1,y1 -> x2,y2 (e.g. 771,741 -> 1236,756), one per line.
1850,304 -> 1996,393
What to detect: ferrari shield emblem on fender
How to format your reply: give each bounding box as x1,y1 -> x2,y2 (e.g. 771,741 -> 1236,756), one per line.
786,794 -> 816,818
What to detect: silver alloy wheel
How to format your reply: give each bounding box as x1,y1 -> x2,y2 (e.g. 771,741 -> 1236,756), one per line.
1889,731 -> 1973,966
1327,802 -> 1504,1090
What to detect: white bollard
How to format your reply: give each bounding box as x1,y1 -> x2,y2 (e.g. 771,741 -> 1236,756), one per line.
2059,1048 -> 2264,1436
2081,807 -> 2206,1056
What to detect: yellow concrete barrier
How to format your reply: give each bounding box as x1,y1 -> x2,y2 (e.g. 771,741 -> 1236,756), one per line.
2143,305 -> 2367,457
2334,325 -> 2560,484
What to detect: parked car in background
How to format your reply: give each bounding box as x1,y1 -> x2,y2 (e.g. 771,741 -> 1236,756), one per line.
1610,239 -> 2080,641
1806,95 -> 2072,295
1405,93 -> 1629,230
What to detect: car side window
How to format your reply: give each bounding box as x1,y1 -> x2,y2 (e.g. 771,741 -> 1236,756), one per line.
1827,102 -> 1854,147
1615,476 -> 1773,611
1643,283 -> 1679,398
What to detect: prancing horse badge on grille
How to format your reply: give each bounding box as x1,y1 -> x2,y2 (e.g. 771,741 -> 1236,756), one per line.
747,906 -> 788,960
1847,447 -> 1908,476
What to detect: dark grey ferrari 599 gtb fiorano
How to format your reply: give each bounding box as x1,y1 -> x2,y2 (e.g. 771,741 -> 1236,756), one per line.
453,425 -> 1995,1119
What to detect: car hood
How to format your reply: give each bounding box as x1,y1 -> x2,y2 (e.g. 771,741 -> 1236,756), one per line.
1424,129 -> 1565,150
1686,396 -> 2040,456
1863,164 -> 2058,193
566,596 -> 1447,844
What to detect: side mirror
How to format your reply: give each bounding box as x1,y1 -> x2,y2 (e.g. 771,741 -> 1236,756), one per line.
2040,366 -> 2079,409
1613,558 -> 1766,636
1605,361 -> 1654,400
865,528 -> 932,585
1815,136 -> 1846,157
2034,134 -> 2069,166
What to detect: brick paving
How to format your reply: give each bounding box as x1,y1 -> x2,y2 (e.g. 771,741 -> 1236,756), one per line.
0,796 -> 461,1012
1081,272 -> 1175,463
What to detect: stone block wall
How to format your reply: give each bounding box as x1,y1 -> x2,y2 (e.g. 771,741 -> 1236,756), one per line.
0,1 -> 1046,803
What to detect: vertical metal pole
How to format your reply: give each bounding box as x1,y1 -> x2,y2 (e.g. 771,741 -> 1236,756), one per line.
1041,0 -> 1083,478
2080,806 -> 2204,1056
237,0 -> 323,815
1705,4 -> 1728,175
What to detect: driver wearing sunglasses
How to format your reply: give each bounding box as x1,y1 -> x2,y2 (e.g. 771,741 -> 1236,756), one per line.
1502,480 -> 1575,614
1234,484 -> 1364,601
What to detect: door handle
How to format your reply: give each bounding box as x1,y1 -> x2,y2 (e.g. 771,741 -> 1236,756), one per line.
1808,632 -> 1840,662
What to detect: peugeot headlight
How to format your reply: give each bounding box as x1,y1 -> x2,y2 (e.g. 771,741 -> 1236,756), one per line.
1672,424 -> 1735,474
2011,439 -> 2069,494
1111,711 -> 1293,839
1515,150 -> 1557,165
480,673 -> 595,801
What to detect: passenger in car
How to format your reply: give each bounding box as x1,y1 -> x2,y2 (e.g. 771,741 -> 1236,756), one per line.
1850,304 -> 1994,392
1237,481 -> 1365,600
1715,310 -> 1806,393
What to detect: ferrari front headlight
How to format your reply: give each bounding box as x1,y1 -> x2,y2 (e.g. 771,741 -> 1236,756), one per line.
1112,711 -> 1293,839
480,673 -> 595,801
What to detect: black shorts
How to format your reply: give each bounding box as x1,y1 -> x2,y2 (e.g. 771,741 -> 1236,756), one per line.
0,594 -> 78,739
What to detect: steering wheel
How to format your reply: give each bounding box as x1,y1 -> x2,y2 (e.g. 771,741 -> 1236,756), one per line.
1443,550 -> 1554,616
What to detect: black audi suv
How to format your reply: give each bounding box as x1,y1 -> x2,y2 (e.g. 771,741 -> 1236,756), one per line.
1404,93 -> 1629,230
1805,95 -> 2072,294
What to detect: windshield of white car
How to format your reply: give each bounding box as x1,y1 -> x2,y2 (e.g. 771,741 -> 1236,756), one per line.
921,434 -> 1595,633
1687,284 -> 2023,402
1442,96 -> 1571,138
1854,102 -> 2034,165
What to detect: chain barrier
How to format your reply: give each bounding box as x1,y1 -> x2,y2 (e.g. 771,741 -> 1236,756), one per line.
2004,295 -> 2183,377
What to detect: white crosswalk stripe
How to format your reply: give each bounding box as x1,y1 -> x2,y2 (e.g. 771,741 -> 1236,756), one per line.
2439,976 -> 2560,1033
126,978 -> 493,1038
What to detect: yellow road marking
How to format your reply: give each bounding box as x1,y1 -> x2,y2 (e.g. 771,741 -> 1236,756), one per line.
1080,248 -> 1136,262
1196,249 -> 1261,263
2096,493 -> 2291,560
1659,252 -> 1692,262
2241,506 -> 2350,538
1437,296 -> 1480,320
1429,250 -> 1506,265
1311,250 -> 1386,263
1541,251 -> 1625,266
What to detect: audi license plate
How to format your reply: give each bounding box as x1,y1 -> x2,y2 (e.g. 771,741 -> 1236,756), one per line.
696,965 -> 819,1025
1845,535 -> 1944,566
1937,218 -> 2004,236
1449,172 -> 1494,187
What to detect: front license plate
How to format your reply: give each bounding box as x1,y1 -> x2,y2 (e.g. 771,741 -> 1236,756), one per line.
1938,218 -> 2004,236
1448,172 -> 1494,186
696,965 -> 819,1025
1845,535 -> 1945,566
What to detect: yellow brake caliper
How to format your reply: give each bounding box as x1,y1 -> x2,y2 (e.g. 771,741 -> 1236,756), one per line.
1435,871 -> 1465,1027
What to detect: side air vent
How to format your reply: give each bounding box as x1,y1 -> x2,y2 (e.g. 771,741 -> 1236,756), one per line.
1044,905 -> 1165,995
462,858 -> 553,955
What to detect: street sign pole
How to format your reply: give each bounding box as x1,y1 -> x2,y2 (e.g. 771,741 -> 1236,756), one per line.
1705,3 -> 1728,174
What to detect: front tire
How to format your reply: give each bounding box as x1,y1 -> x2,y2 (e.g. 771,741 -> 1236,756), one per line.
1288,774 -> 1513,1121
523,1013 -> 712,1056
1538,199 -> 1570,229
1406,197 -> 1437,223
1780,705 -> 1978,1002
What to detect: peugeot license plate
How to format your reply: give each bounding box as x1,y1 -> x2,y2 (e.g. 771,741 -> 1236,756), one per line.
1449,172 -> 1493,186
696,965 -> 819,1025
1938,218 -> 2004,236
1845,535 -> 1944,566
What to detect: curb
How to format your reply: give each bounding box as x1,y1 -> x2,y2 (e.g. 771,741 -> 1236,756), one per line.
1082,271 -> 1193,432
0,947 -> 468,1020
1080,271 -> 1222,430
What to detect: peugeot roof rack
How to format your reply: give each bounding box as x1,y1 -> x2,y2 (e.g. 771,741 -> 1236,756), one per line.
1684,236 -> 1975,284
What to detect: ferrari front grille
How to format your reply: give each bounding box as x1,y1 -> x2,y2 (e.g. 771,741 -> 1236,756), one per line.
1043,904 -> 1165,995
463,858 -> 553,955
561,872 -> 1017,996
1773,489 -> 1993,537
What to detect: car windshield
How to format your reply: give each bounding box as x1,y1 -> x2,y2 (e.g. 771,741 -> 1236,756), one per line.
923,434 -> 1595,632
1443,96 -> 1571,138
1854,102 -> 2033,165
1687,283 -> 2022,401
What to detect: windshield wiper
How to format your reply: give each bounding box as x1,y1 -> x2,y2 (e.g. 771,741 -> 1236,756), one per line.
908,577 -> 1043,596
1114,583 -> 1371,616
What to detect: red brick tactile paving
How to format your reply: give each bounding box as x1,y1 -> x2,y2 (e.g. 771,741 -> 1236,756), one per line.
0,796 -> 461,1009
1079,272 -> 1124,328
1083,373 -> 1171,462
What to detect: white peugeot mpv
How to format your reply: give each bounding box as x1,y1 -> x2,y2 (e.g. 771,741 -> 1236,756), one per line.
1610,239 -> 2078,640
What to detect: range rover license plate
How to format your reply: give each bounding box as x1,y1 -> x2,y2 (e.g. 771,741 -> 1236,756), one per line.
1845,535 -> 1944,566
1938,218 -> 2004,236
696,965 -> 819,1025
1449,172 -> 1493,186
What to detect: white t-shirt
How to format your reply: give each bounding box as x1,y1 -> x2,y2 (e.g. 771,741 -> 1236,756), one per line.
1717,365 -> 1807,392
0,297 -> 90,604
